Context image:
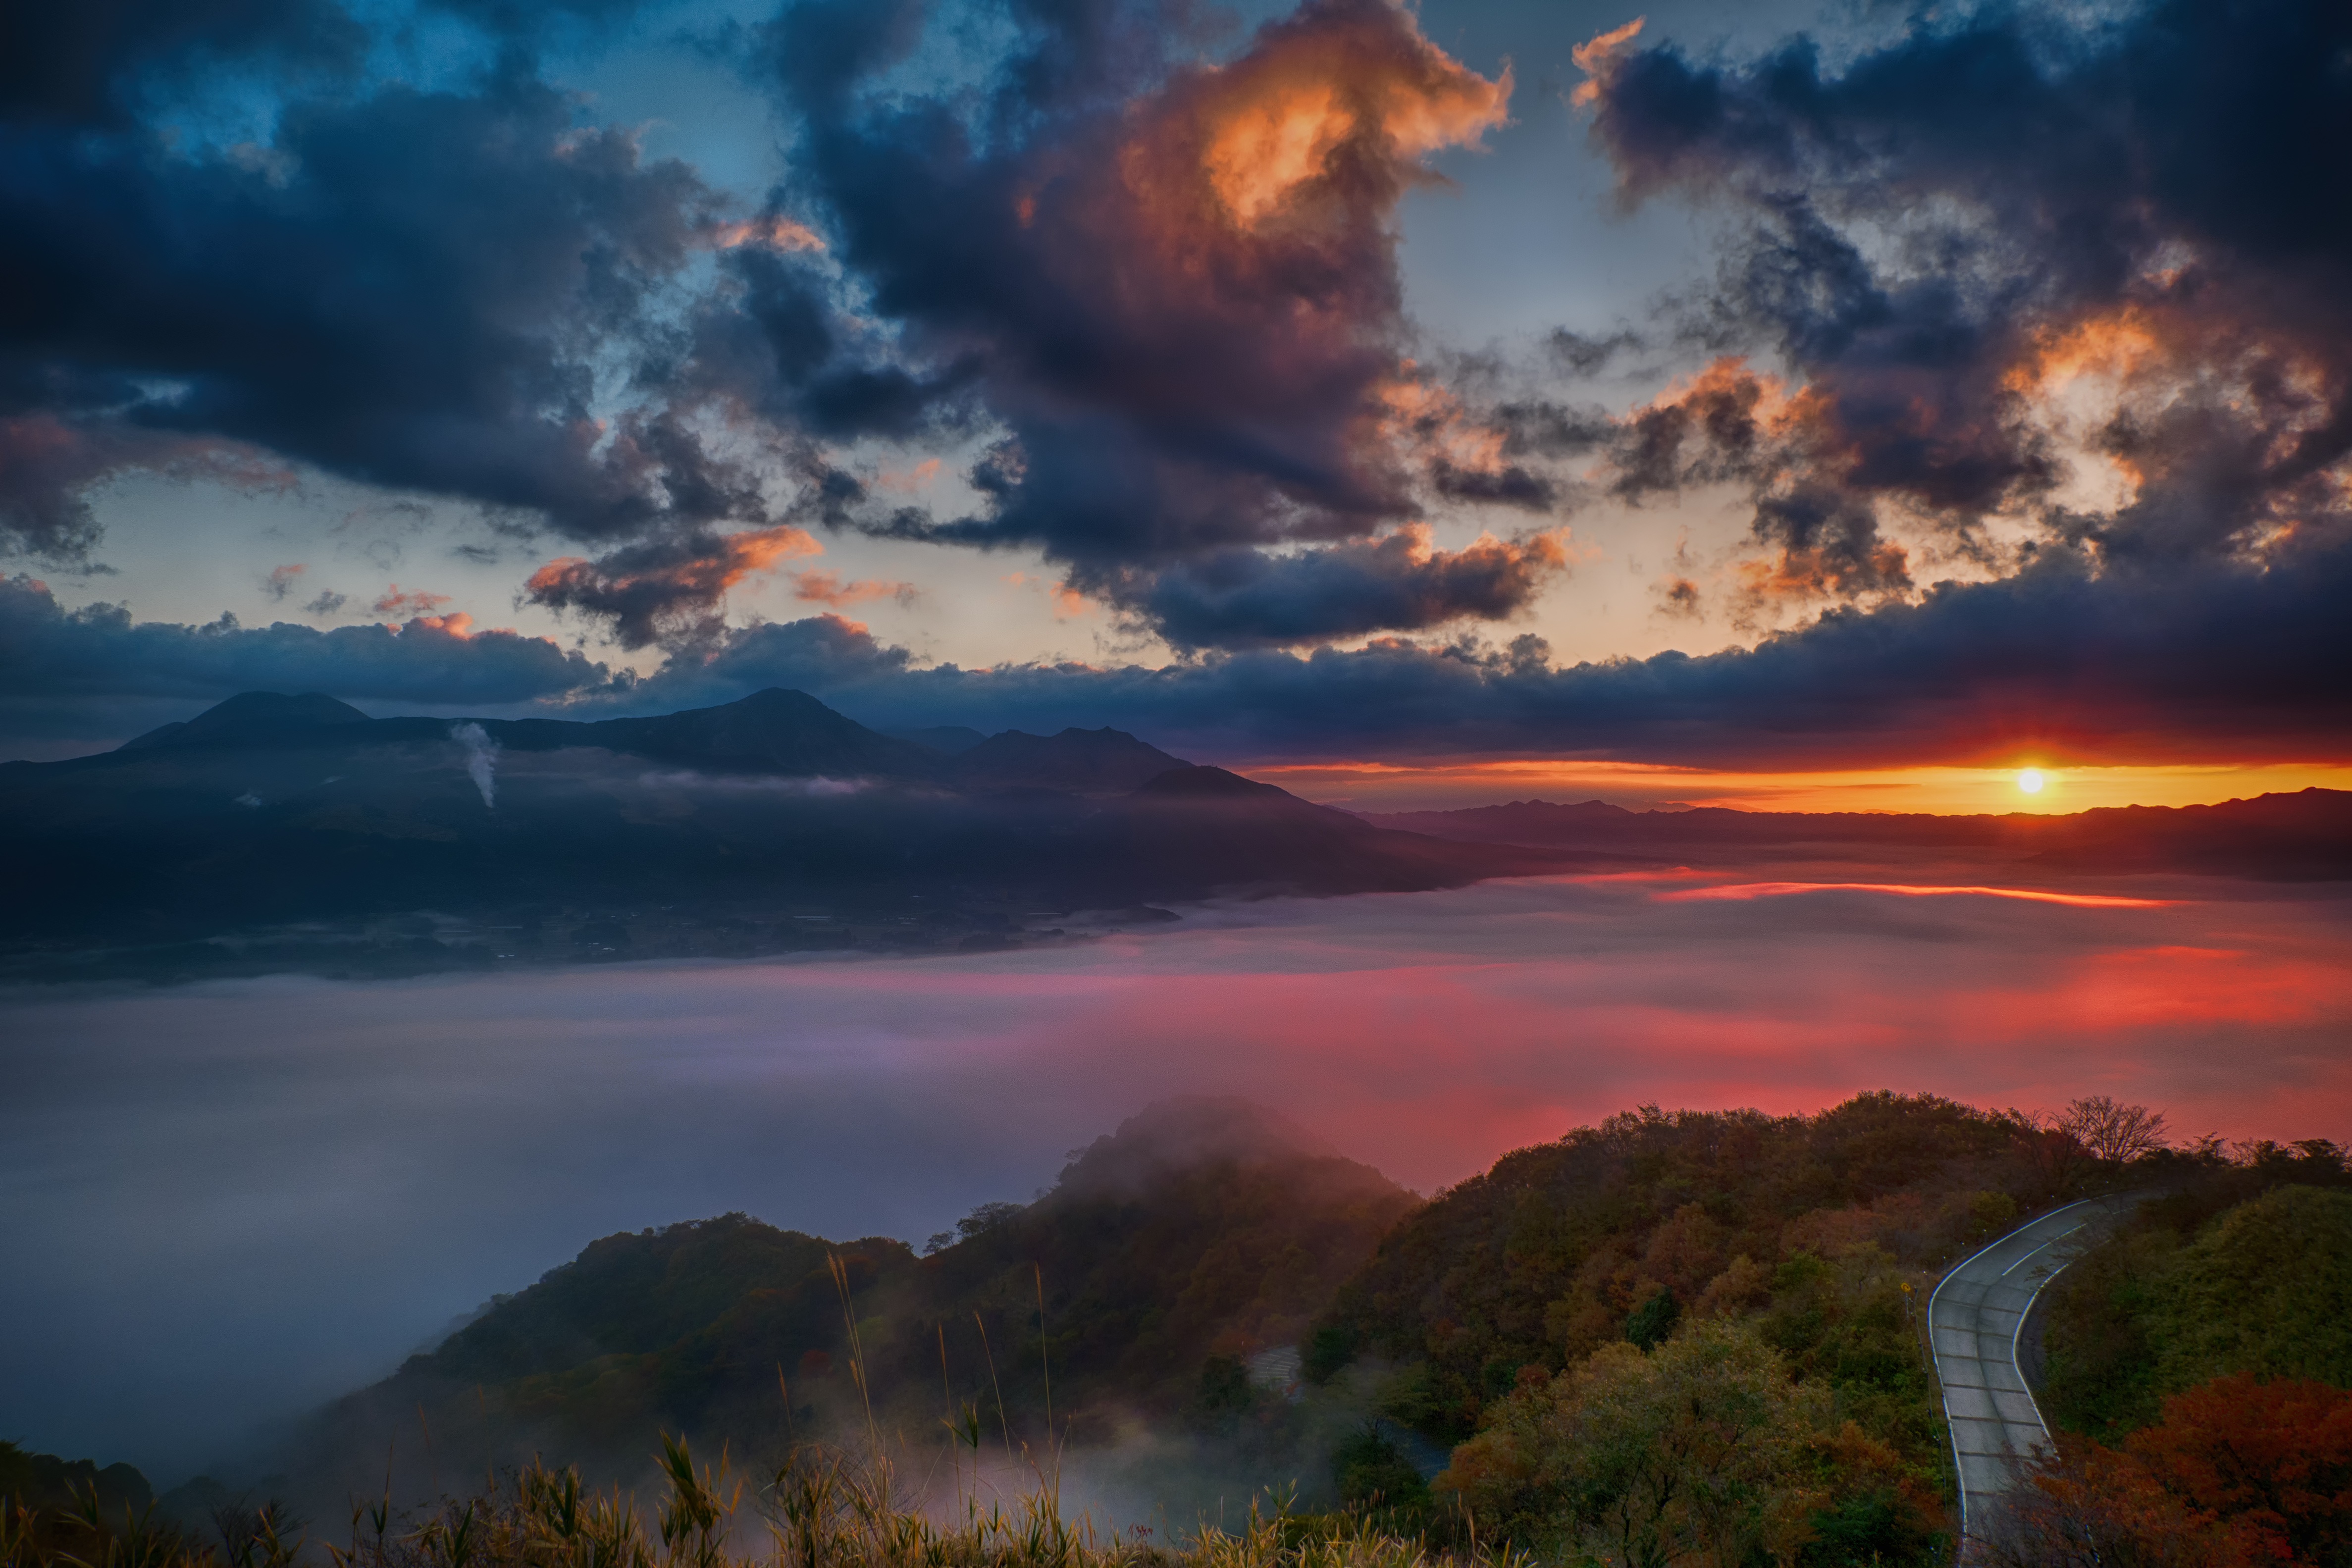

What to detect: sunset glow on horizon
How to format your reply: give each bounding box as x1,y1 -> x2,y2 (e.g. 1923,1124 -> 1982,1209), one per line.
1248,758 -> 2352,815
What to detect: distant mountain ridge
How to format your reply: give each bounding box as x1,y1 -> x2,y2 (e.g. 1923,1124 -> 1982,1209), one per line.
0,688 -> 1566,977
945,727 -> 1189,792
1364,789 -> 2352,880
105,688 -> 1189,794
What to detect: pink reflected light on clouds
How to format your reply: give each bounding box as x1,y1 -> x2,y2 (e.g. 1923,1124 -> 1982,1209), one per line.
687,868 -> 2352,1190
1655,881 -> 2180,908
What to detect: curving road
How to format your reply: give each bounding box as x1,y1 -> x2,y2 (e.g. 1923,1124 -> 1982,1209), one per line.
1928,1194 -> 2144,1557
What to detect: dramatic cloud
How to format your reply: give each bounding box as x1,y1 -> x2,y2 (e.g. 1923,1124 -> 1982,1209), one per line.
736,0 -> 1558,644
1134,525 -> 1570,650
0,0 -> 365,129
622,538 -> 2352,767
0,56 -> 772,563
9,0 -> 2351,762
0,415 -> 296,565
14,527 -> 2352,767
1573,0 -> 2352,613
523,524 -> 824,647
371,584 -> 454,618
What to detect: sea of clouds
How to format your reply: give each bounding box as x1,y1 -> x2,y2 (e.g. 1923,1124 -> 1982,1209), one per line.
4,866 -> 2348,1480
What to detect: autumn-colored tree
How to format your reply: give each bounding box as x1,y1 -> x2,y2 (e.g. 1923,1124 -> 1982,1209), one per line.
2131,1375 -> 2352,1564
1991,1375 -> 2352,1568
1438,1320 -> 1829,1568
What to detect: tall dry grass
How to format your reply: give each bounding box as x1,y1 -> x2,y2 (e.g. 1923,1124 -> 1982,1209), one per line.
1,1439 -> 1517,1568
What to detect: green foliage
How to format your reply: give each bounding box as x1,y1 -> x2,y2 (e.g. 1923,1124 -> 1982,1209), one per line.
1198,1356 -> 1255,1415
2045,1177 -> 2352,1438
1332,1431 -> 1429,1515
1621,1288 -> 1678,1353
1302,1326 -> 1358,1387
317,1102 -> 1418,1478
2159,1184 -> 2352,1390
1797,1488 -> 1940,1568
1438,1321 -> 1832,1566
1308,1094 -> 2035,1443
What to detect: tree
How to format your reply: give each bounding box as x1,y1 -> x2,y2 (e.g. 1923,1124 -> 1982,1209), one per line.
2060,1098 -> 2171,1164
1990,1375 -> 2352,1568
1438,1320 -> 1829,1568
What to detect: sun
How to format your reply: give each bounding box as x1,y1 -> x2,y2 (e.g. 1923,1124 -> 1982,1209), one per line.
2017,768 -> 2046,794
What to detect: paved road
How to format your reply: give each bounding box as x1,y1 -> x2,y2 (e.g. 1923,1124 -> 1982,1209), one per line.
1929,1194 -> 2143,1556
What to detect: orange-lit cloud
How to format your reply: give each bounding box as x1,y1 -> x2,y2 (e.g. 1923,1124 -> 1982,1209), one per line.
2002,306 -> 2166,398
790,569 -> 915,609
525,524 -> 823,648
405,611 -> 475,638
709,215 -> 826,252
1570,18 -> 1645,107
1165,14 -> 1511,230
1370,367 -> 1555,508
371,584 -> 452,617
874,458 -> 941,495
1004,571 -> 1095,620
764,0 -> 1551,645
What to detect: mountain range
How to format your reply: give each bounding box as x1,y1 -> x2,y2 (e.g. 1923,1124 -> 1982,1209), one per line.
6,688 -> 2345,982
0,689 -> 1563,980
1364,790 -> 2352,880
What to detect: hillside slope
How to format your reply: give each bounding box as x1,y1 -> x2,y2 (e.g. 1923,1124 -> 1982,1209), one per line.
293,1098 -> 1416,1492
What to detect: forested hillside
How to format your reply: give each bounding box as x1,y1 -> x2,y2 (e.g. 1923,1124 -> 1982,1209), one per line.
1307,1094 -> 2052,1439
1998,1143 -> 2352,1566
2041,1143 -> 2352,1437
1298,1094 -> 2106,1565
23,1095 -> 2352,1568
295,1100 -> 1415,1492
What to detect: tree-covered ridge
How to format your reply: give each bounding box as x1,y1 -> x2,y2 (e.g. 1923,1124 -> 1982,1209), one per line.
300,1099 -> 1416,1487
2041,1143 -> 2352,1439
0,1442 -> 152,1518
2003,1172 -> 2352,1568
1307,1094 -> 2048,1439
906,1103 -> 1417,1426
419,1218 -> 909,1388
1279,1094 -> 2119,1567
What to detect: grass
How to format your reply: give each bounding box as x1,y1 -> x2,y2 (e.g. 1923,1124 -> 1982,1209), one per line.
1,1439 -> 1522,1568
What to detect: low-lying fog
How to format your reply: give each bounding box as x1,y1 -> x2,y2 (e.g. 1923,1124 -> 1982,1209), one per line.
5,865 -> 2349,1481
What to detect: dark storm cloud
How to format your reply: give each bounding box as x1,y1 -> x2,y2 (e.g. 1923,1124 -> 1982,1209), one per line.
0,24 -> 796,570
1133,527 -> 1570,650
615,536 -> 2352,767
0,0 -> 366,129
0,0 -> 651,132
1573,0 -> 2352,595
12,531 -> 2352,765
522,523 -> 823,649
0,0 -> 1561,650
725,0 -> 1561,644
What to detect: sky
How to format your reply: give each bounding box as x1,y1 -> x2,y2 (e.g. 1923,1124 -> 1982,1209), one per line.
3,0 -> 2351,807
7,865 -> 2350,1480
